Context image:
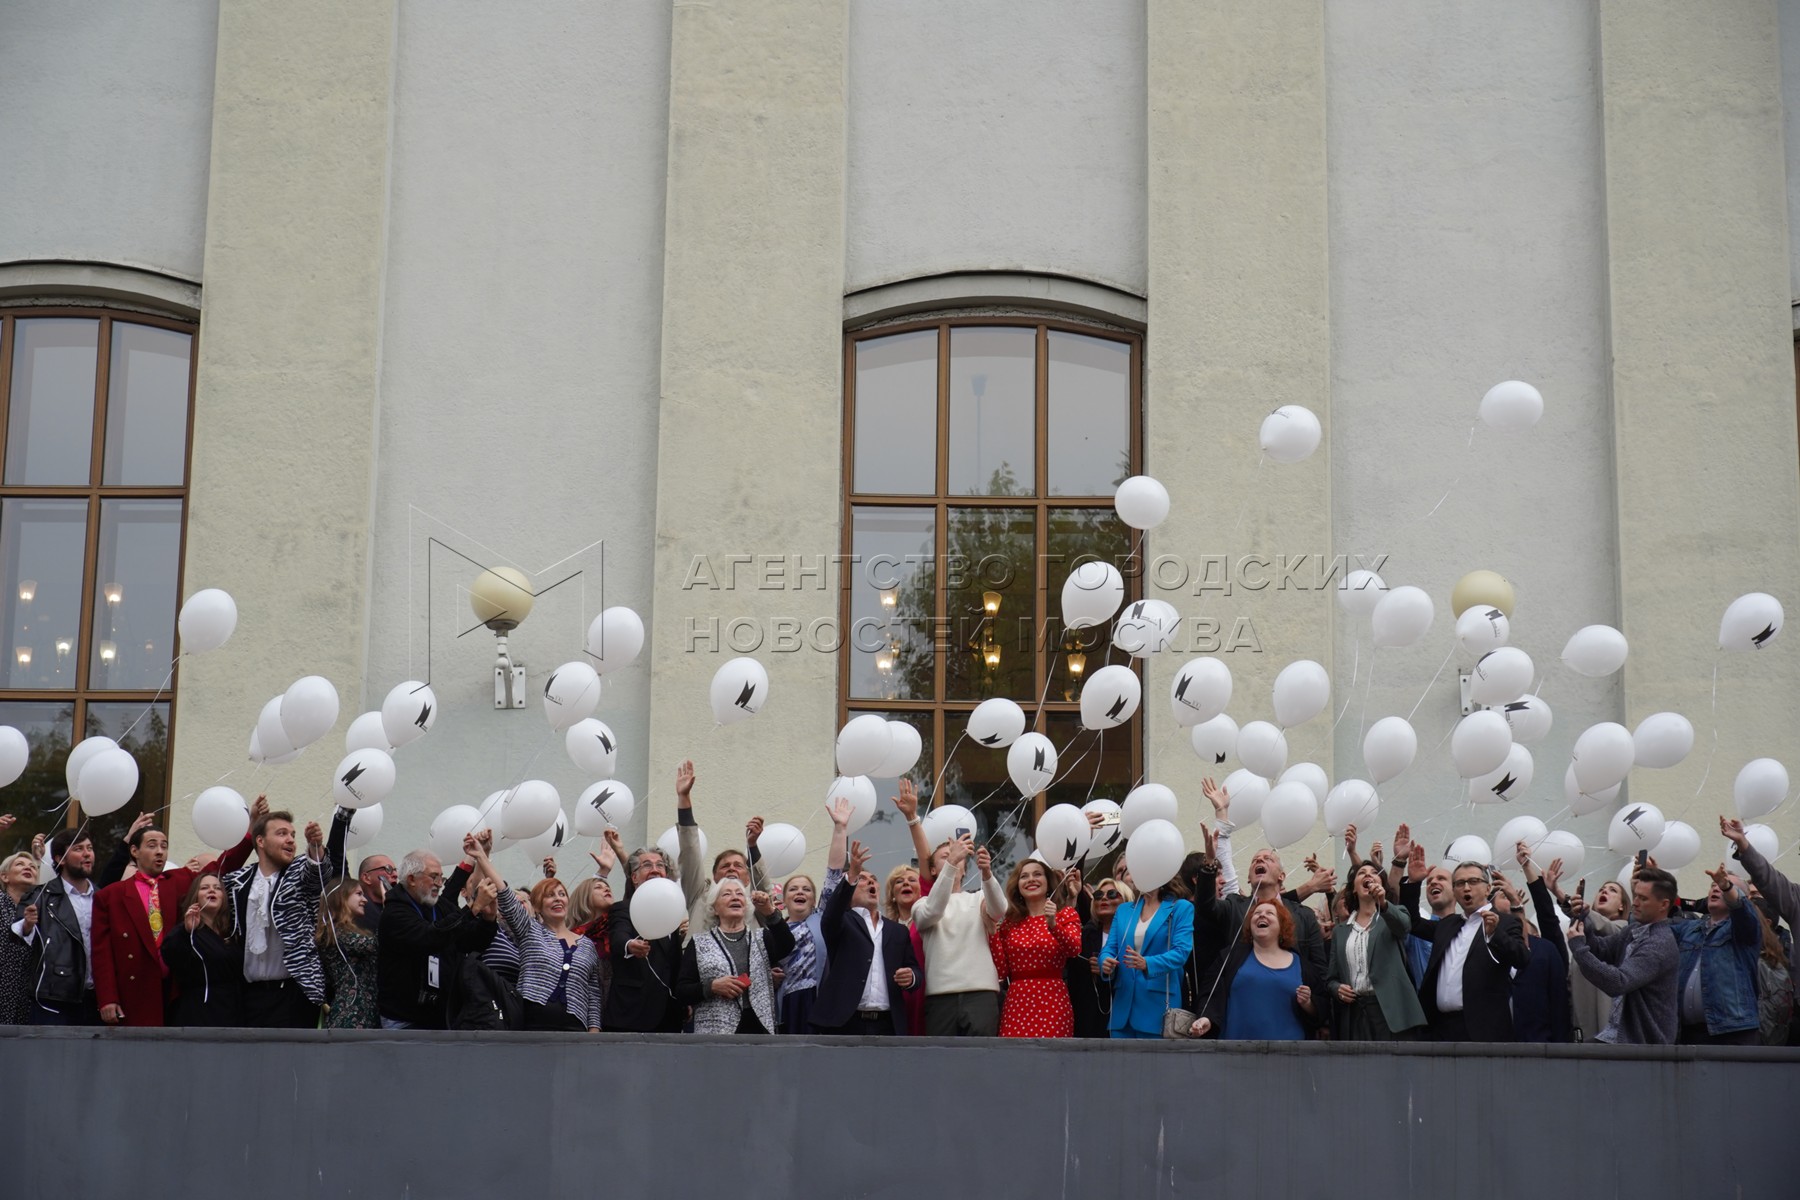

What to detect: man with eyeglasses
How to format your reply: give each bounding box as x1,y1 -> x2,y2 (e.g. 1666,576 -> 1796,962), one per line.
1407,860 -> 1530,1042
377,841 -> 497,1030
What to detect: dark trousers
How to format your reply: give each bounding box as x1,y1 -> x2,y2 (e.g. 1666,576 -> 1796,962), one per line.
924,990 -> 999,1037
1432,1011 -> 1469,1042
824,1010 -> 896,1036
242,979 -> 317,1029
32,990 -> 101,1026
1679,1023 -> 1759,1046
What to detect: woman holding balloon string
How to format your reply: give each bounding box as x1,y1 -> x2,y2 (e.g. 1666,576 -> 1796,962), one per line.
571,830 -> 623,1018
1190,899 -> 1325,1041
989,858 -> 1085,1037
465,835 -> 604,1032
676,875 -> 794,1034
1099,846 -> 1194,1039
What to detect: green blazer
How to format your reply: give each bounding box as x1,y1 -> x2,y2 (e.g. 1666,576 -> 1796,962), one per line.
1327,899 -> 1428,1035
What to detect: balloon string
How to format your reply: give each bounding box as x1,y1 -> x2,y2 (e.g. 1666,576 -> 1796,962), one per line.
1084,730 -> 1106,804
1398,423 -> 1479,533
926,731 -> 968,808
1357,649 -> 1379,744
117,655 -> 182,742
1405,643 -> 1459,724
1691,656 -> 1720,800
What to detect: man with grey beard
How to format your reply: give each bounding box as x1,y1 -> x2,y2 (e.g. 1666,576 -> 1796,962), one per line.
377,839 -> 497,1029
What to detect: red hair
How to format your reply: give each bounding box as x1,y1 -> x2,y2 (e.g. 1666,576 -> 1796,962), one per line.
1242,899 -> 1296,950
529,877 -> 568,912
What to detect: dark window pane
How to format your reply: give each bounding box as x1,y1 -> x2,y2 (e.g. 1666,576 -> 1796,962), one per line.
1048,332 -> 1130,496
1,498 -> 88,689
853,330 -> 937,495
5,318 -> 98,485
89,499 -> 183,689
0,701 -> 74,859
104,323 -> 191,485
948,327 -> 1035,496
944,506 -> 1037,702
937,711 -> 1036,884
80,702 -> 169,848
838,709 -> 934,886
849,506 -> 935,701
1044,509 -> 1135,699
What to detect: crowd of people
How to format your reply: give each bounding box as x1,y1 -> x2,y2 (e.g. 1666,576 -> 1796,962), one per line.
2,767 -> 1794,1048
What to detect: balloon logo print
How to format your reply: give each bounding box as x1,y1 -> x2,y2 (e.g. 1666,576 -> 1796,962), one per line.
588,786 -> 613,811
736,681 -> 758,712
413,701 -> 432,730
979,733 -> 1002,746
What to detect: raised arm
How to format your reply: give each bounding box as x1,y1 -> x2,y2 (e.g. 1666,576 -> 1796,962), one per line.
674,760 -> 704,908
1723,817 -> 1800,929
978,847 -> 1006,922
914,837 -> 970,931
892,779 -> 935,881
324,807 -> 353,879
1568,918 -> 1674,999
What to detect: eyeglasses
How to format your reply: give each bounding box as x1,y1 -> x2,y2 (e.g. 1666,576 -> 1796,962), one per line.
1095,890 -> 1122,901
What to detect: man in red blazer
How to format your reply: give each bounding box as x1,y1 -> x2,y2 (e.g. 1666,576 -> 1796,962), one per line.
93,801 -> 261,1027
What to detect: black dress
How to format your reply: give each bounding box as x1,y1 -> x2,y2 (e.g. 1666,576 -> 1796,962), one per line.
161,924 -> 246,1027
1065,917 -> 1114,1039
0,889 -> 31,1025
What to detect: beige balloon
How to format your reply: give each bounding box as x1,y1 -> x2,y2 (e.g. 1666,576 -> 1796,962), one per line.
1451,569 -> 1516,619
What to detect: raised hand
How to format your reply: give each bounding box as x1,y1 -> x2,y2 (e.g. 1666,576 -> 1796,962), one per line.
463,832 -> 487,861
751,890 -> 774,918
1704,862 -> 1737,899
476,829 -> 494,854
1202,777 -> 1229,819
975,846 -> 993,880
1544,857 -> 1565,898
0,814 -> 13,833
1481,908 -> 1499,937
250,794 -> 270,823
847,840 -> 871,881
945,836 -> 972,868
675,760 -> 696,801
1343,824 -> 1359,861
892,777 -> 919,822
304,822 -> 324,856
1392,824 -> 1412,866
542,858 -> 557,879
1407,843 -> 1426,883
1369,842 -> 1384,872
1201,821 -> 1217,861
745,816 -> 764,849
128,811 -> 155,840
827,796 -> 853,830
183,902 -> 203,933
1720,816 -> 1750,851
1057,866 -> 1082,901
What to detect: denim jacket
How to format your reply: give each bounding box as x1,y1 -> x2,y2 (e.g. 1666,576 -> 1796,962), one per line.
1671,893 -> 1762,1035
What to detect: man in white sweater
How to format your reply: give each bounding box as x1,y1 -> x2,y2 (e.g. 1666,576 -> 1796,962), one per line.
911,835 -> 1007,1037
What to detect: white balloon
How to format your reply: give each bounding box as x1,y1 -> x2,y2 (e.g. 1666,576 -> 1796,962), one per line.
1572,722 -> 1635,794
1258,404 -> 1322,464
1363,717 -> 1418,786
1035,804 -> 1093,871
1169,657 -> 1232,728
758,823 -> 807,876
1631,712 -> 1694,770
1124,818 -> 1185,891
1060,561 -> 1125,630
1337,569 -> 1387,616
77,748 -> 139,816
502,780 -> 561,840
1237,721 -> 1289,780
1734,758 -> 1788,820
657,824 -> 708,875
381,681 -> 439,749
542,661 -> 602,732
873,722 -> 923,778
1497,694 -> 1553,744
429,805 -> 484,865
1190,713 -> 1239,767
835,714 -> 894,778
1446,835 -> 1493,868
333,748 -> 396,809
1652,820 -> 1700,870
585,606 -> 646,675
1616,861 -> 1636,892
1468,648 -> 1534,707
825,775 -> 877,833
0,726 -> 27,789
1742,823 -> 1781,863
1323,779 -> 1378,837
1272,660 -> 1330,729
67,736 -> 117,796
1564,763 -> 1620,816
967,698 -> 1027,749
473,790 -> 509,844
1113,475 -> 1171,531
1111,599 -> 1182,658
1494,815 -> 1549,862
565,718 -> 619,778
1371,585 -> 1434,648
1720,592 -> 1784,652
345,711 -> 390,754
515,809 -> 570,867
1083,799 -> 1124,853
1119,783 -> 1178,838
1261,782 -> 1319,849
1607,802 -> 1665,856
1222,769 -> 1271,827
279,675 -> 340,750
254,697 -> 297,765
1455,606 -> 1511,656
709,656 -> 769,725
1478,380 -> 1544,430
1562,625 -> 1628,677
1536,829 -> 1585,878
191,787 -> 251,850
629,876 -> 688,940
1451,710 -> 1512,779
1469,743 -> 1534,804
1080,665 -> 1142,730
177,588 -> 239,655
922,804 -> 977,848
574,779 -> 634,836
1280,762 -> 1330,807
1007,733 -> 1058,795
337,803 -> 382,851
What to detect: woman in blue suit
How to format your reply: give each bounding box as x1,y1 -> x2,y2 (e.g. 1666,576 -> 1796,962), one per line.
1099,875 -> 1194,1038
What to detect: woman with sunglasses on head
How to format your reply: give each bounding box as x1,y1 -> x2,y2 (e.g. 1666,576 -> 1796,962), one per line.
989,858 -> 1084,1038
1066,876 -> 1133,1038
1099,870 -> 1194,1039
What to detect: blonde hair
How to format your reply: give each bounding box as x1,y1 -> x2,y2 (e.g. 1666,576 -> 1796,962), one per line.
882,865 -> 920,920
1094,877 -> 1135,904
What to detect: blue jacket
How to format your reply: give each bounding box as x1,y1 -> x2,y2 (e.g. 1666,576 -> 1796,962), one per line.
1672,896 -> 1762,1036
1099,895 -> 1194,1036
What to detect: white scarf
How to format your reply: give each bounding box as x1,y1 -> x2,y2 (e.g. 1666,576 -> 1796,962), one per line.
245,869 -> 277,956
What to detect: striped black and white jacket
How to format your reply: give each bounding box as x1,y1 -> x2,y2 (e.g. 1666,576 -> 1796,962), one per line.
224,853 -> 328,1004
496,888 -> 603,1030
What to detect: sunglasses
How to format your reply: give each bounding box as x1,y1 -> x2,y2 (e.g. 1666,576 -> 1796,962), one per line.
1095,889 -> 1122,901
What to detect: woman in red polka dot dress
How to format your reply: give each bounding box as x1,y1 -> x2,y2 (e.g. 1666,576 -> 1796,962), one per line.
989,859 -> 1085,1038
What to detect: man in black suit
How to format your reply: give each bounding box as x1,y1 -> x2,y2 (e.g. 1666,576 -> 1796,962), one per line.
604,845 -> 687,1033
811,840 -> 919,1035
1406,860 -> 1531,1041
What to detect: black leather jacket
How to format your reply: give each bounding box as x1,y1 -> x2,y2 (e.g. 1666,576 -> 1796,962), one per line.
11,877 -> 92,1008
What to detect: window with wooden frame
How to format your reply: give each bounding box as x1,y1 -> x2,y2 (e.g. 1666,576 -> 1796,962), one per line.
840,317 -> 1142,878
0,308 -> 196,858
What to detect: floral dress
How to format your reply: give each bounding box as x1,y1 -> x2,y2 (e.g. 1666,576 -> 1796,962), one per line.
0,889 -> 31,1024
322,925 -> 379,1029
989,905 -> 1083,1038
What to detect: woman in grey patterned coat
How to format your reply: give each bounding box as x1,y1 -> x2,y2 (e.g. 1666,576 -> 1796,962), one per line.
677,876 -> 795,1034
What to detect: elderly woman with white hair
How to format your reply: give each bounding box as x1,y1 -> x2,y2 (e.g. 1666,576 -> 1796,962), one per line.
1,849 -> 39,1025
676,875 -> 795,1034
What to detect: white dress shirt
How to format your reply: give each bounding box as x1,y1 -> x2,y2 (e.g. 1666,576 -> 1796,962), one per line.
856,907 -> 889,1012
65,879 -> 96,987
1435,907 -> 1489,1013
242,867 -> 289,982
1345,913 -> 1375,995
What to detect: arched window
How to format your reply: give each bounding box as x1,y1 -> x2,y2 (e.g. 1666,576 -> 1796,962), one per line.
0,307 -> 195,854
840,315 -> 1142,875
